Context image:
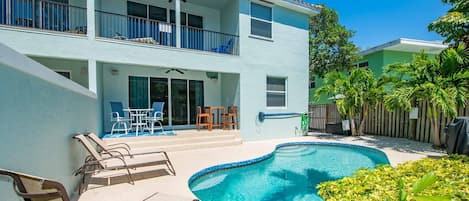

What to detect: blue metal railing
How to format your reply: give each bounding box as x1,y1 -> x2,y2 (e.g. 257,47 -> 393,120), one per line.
95,10 -> 239,55
0,0 -> 87,34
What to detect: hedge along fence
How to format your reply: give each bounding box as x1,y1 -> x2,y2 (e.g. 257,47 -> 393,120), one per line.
364,102 -> 469,144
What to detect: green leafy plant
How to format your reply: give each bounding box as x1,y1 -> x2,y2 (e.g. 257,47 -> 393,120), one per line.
309,6 -> 360,79
382,45 -> 469,147
317,155 -> 469,201
428,0 -> 469,47
399,174 -> 451,201
314,68 -> 383,135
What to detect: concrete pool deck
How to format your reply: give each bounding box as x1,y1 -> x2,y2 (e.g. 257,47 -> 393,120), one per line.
78,133 -> 445,201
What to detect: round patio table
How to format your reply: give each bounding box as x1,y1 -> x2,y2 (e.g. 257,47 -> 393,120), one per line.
123,108 -> 153,136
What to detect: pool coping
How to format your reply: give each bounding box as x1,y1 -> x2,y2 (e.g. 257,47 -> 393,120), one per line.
187,141 -> 391,185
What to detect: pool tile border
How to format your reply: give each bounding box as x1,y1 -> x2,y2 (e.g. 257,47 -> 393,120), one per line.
188,141 -> 390,185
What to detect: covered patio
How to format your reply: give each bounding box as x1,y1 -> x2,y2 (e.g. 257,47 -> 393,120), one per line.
99,62 -> 240,136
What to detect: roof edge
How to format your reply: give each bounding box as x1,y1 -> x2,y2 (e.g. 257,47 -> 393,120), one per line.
276,0 -> 321,15
359,38 -> 448,56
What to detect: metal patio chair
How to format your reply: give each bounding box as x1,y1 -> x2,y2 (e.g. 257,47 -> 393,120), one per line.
0,168 -> 70,201
110,101 -> 132,135
73,134 -> 175,190
143,102 -> 165,134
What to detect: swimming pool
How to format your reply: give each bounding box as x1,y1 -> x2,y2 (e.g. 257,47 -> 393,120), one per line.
189,142 -> 389,201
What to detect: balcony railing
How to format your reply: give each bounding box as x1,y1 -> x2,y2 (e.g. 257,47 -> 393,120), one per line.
0,0 -> 87,34
96,10 -> 239,55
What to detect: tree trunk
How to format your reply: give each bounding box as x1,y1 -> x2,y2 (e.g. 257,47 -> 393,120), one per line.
358,105 -> 368,135
349,114 -> 357,136
431,116 -> 441,147
429,104 -> 441,147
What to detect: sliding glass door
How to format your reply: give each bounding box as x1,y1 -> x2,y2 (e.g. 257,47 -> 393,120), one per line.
129,76 -> 149,109
150,77 -> 169,125
128,76 -> 204,127
171,79 -> 188,125
189,80 -> 204,124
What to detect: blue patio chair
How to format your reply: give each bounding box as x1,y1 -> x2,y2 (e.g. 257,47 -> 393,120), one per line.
110,101 -> 132,135
212,39 -> 234,54
144,102 -> 165,134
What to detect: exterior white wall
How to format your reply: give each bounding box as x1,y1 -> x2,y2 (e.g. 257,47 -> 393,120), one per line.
0,0 -> 312,141
101,64 -> 223,132
0,43 -> 97,200
221,0 -> 240,35
236,0 -> 310,140
29,56 -> 89,88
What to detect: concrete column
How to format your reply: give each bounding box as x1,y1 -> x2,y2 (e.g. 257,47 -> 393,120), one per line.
175,0 -> 181,48
88,59 -> 97,93
87,0 -> 95,40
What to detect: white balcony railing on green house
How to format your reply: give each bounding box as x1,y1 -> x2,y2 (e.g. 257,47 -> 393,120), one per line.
0,0 -> 87,34
96,10 -> 239,55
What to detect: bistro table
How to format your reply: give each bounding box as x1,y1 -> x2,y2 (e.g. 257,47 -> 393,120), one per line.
205,106 -> 226,130
123,108 -> 153,136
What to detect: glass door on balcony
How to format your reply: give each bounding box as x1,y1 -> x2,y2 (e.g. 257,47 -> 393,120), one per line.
170,10 -> 203,50
127,1 -> 170,45
1,0 -> 70,29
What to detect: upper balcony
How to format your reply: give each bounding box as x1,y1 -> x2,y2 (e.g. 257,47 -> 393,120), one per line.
0,0 -> 240,55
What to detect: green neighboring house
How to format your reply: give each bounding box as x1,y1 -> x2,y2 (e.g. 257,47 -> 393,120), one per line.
309,38 -> 448,104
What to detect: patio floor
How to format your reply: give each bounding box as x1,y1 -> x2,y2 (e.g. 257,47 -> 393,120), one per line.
77,132 -> 445,201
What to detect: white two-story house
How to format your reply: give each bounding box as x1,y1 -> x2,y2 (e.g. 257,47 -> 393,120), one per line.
0,0 -> 319,141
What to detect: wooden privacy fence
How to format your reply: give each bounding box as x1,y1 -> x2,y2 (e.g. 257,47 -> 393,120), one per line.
364,102 -> 469,144
308,104 -> 341,131
309,102 -> 469,144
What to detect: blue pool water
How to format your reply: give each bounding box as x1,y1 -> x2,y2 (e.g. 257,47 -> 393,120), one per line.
189,142 -> 389,201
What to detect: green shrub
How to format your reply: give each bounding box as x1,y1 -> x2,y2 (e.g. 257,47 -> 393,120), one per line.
317,155 -> 469,201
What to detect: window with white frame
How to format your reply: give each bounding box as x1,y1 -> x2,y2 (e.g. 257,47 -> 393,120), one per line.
250,2 -> 272,38
267,77 -> 287,107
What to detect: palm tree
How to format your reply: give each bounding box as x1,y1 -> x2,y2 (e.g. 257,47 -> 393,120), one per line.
315,68 -> 383,136
383,45 -> 469,147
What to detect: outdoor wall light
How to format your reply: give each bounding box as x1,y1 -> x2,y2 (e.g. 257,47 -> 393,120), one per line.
206,72 -> 218,80
111,68 -> 119,76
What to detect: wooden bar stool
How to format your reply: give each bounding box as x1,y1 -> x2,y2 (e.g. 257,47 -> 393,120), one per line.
224,106 -> 239,130
196,106 -> 211,130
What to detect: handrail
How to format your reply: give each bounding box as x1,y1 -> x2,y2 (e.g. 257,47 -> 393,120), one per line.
258,112 -> 303,122
41,0 -> 86,9
95,10 -> 240,55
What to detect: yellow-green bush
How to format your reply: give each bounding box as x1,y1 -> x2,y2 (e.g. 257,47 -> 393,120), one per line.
317,155 -> 469,201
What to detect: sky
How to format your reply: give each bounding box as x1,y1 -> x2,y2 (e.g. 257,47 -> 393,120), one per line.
305,0 -> 451,51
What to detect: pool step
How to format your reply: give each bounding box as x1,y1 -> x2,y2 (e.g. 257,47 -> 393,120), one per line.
103,130 -> 242,152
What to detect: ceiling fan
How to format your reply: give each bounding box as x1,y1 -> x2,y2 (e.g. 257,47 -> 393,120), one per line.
165,68 -> 185,74
168,0 -> 187,2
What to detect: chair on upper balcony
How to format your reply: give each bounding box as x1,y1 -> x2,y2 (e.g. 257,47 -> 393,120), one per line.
143,102 -> 165,134
110,101 -> 132,135
212,38 -> 234,54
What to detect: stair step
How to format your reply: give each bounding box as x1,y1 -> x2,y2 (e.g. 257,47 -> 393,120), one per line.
102,130 -> 242,152
124,135 -> 238,148
132,138 -> 243,152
